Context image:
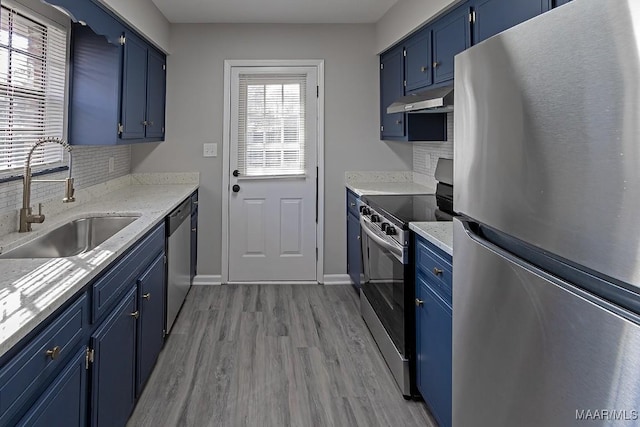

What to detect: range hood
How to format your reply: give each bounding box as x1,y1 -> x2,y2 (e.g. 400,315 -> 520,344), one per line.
387,86 -> 454,114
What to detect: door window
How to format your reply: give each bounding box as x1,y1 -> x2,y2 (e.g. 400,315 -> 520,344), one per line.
237,74 -> 306,178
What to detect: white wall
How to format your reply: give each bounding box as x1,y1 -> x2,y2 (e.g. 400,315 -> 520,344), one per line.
375,0 -> 461,53
98,0 -> 171,53
130,23 -> 413,278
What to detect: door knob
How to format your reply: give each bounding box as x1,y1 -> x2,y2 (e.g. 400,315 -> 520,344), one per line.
433,267 -> 443,276
232,184 -> 241,193
415,299 -> 424,307
233,170 -> 240,177
143,293 -> 151,300
130,311 -> 140,319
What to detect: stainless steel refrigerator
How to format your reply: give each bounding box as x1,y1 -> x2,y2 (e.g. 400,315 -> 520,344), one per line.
453,0 -> 640,426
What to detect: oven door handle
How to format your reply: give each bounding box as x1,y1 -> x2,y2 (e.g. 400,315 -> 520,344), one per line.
360,216 -> 405,263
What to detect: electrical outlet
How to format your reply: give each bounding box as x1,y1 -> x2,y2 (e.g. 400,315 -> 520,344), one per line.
203,143 -> 217,157
108,157 -> 114,173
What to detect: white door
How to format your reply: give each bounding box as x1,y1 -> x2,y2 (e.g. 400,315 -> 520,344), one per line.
228,67 -> 318,282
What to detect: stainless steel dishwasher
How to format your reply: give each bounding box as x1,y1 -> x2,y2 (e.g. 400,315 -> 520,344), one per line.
166,198 -> 191,333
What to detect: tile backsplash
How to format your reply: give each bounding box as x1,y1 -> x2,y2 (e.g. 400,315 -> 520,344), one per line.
0,145 -> 131,215
413,112 -> 454,177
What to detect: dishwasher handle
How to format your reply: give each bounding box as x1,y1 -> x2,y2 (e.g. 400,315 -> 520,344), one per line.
168,199 -> 192,235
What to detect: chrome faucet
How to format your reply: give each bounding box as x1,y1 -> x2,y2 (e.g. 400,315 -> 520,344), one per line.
20,137 -> 75,232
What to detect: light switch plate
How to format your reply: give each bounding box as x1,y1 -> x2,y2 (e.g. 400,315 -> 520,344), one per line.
203,143 -> 217,157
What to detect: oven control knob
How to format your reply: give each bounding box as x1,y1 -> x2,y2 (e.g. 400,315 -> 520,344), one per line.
386,226 -> 396,236
361,207 -> 370,216
381,222 -> 390,232
371,214 -> 380,223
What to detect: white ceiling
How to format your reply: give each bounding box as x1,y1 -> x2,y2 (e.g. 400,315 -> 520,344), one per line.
150,0 -> 400,24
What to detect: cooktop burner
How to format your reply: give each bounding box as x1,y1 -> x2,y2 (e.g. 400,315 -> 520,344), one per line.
361,194 -> 456,229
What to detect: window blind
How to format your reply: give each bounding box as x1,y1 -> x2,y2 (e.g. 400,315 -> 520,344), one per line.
237,74 -> 306,177
0,4 -> 67,172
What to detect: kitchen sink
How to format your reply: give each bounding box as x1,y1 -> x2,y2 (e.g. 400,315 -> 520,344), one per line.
0,215 -> 140,259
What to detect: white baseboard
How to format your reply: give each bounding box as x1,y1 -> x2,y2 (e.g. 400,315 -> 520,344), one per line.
322,274 -> 352,285
192,275 -> 222,286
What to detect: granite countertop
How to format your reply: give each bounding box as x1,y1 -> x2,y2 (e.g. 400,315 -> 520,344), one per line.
346,181 -> 436,197
410,222 -> 453,256
345,171 -> 436,196
0,181 -> 198,359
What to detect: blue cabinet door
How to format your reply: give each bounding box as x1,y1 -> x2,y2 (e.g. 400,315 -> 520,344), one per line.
553,0 -> 571,6
405,30 -> 432,91
16,347 -> 88,427
347,211 -> 361,290
137,254 -> 166,395
145,48 -> 166,139
473,0 -> 547,44
190,212 -> 198,283
432,3 -> 471,84
416,275 -> 452,427
380,45 -> 405,139
91,286 -> 137,427
120,31 -> 148,140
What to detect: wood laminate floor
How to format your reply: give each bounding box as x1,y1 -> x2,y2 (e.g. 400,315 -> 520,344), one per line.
128,284 -> 436,427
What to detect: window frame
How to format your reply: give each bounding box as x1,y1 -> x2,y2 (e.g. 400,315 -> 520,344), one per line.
0,0 -> 71,179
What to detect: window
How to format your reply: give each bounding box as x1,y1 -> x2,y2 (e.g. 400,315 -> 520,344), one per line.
237,74 -> 306,177
0,3 -> 67,172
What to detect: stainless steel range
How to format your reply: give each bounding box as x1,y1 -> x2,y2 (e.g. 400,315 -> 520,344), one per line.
359,158 -> 454,398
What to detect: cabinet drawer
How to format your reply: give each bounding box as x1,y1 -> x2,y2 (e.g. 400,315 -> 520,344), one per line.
347,189 -> 360,218
92,223 -> 164,322
416,239 -> 452,301
0,294 -> 88,425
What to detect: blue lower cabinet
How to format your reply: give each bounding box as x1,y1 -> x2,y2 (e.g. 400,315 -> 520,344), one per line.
16,347 -> 88,427
416,276 -> 452,427
91,286 -> 138,427
137,253 -> 166,395
347,212 -> 362,290
415,234 -> 452,427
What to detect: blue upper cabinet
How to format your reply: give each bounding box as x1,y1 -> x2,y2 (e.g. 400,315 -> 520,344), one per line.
121,31 -> 148,140
145,49 -> 167,139
432,3 -> 471,84
404,29 -> 432,92
62,0 -> 167,145
380,45 -> 405,139
380,45 -> 448,142
472,0 -> 549,44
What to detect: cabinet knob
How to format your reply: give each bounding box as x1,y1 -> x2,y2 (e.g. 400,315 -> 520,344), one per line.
192,227 -> 197,232
415,299 -> 424,307
357,235 -> 361,240
45,345 -> 61,360
141,120 -> 149,126
193,200 -> 199,205
433,61 -> 440,68
130,311 -> 140,319
420,66 -> 428,72
143,293 -> 151,300
395,119 -> 403,125
433,267 -> 443,276
149,121 -> 154,126
350,202 -> 356,207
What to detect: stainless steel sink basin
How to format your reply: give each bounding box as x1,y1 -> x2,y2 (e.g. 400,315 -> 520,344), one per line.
0,216 -> 139,259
